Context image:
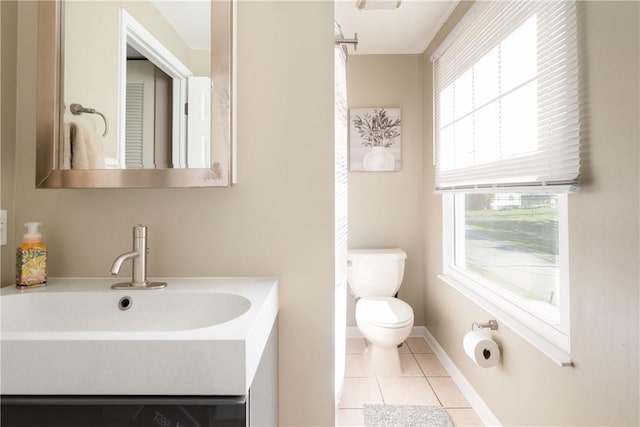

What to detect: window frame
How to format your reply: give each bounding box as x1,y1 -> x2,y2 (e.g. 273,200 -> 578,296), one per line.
440,192 -> 572,366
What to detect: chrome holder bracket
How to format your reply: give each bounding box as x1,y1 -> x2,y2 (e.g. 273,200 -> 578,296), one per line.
472,320 -> 498,331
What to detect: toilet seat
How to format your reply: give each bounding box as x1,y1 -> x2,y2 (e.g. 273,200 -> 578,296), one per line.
356,297 -> 414,329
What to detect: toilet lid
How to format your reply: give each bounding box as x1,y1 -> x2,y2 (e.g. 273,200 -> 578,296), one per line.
356,297 -> 414,328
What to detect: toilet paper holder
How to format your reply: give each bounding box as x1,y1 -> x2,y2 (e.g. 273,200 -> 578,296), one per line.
471,320 -> 498,331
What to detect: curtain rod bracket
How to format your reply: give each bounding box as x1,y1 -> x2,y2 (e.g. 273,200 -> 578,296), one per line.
335,32 -> 358,51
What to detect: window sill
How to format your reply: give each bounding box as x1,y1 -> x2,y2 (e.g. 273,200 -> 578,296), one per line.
438,273 -> 573,367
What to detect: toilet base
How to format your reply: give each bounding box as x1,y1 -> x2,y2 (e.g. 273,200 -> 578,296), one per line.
364,343 -> 402,377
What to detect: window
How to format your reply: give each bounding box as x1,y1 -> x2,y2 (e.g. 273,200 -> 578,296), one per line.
443,192 -> 570,363
433,1 -> 580,365
457,194 -> 562,317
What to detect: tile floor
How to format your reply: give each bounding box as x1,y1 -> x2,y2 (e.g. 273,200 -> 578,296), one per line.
336,337 -> 484,427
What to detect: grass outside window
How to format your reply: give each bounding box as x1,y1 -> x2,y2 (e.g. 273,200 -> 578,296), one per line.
455,193 -> 561,315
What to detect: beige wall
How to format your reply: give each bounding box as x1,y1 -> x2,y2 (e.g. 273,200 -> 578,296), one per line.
347,54 -> 425,326
1,1 -> 335,425
423,2 -> 639,425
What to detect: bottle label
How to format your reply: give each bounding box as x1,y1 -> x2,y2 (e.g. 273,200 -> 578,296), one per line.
16,248 -> 47,286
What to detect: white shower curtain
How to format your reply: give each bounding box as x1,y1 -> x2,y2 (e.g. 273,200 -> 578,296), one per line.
334,23 -> 349,407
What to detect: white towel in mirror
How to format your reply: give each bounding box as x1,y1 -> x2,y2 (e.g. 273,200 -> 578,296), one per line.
63,122 -> 106,169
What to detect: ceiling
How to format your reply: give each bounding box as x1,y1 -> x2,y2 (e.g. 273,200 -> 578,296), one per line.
150,1 -> 210,51
335,0 -> 458,54
149,0 -> 457,56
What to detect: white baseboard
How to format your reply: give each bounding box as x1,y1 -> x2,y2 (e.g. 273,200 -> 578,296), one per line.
345,326 -> 501,426
420,326 -> 502,427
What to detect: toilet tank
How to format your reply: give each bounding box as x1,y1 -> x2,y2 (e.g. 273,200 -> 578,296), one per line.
347,248 -> 407,298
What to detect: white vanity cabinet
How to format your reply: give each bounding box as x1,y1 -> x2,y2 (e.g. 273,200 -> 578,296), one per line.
1,278 -> 279,426
0,320 -> 277,427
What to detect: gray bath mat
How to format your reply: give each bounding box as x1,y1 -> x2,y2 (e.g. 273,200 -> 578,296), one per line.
363,404 -> 453,427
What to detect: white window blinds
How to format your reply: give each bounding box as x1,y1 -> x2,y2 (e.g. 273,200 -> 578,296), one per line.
432,1 -> 580,192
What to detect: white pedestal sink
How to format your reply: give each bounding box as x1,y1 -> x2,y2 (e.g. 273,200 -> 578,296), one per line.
1,277 -> 278,396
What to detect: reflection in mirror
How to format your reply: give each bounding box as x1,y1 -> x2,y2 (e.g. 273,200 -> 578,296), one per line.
63,1 -> 210,170
36,0 -> 232,188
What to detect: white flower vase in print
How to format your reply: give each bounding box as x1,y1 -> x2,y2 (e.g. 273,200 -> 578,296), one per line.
363,146 -> 395,171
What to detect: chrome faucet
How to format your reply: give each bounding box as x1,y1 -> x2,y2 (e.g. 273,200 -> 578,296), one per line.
110,225 -> 166,290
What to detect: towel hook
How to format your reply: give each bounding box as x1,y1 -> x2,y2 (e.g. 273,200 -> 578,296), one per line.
70,103 -> 108,137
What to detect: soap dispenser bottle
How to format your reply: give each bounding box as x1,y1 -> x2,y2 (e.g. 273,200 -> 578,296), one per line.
16,222 -> 47,288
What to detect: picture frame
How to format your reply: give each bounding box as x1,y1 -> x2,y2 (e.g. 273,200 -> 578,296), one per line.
349,107 -> 402,172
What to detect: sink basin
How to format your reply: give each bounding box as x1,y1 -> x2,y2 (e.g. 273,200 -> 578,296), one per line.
2,290 -> 251,332
1,277 -> 278,396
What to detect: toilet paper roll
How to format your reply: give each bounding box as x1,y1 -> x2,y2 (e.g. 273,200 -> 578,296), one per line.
463,331 -> 500,368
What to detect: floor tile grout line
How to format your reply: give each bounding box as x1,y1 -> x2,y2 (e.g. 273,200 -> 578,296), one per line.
424,375 -> 445,408
375,377 -> 386,405
427,376 -> 473,410
412,352 -> 430,378
406,350 -> 445,408
408,352 -> 424,378
412,346 -> 445,408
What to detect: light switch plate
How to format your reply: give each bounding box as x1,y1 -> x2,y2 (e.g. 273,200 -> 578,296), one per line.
1,210 -> 7,246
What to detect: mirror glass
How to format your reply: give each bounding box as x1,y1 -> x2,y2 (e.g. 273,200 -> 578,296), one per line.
36,0 -> 232,188
63,1 -> 210,170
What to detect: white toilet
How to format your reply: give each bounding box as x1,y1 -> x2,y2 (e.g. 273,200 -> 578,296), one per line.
347,248 -> 414,376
